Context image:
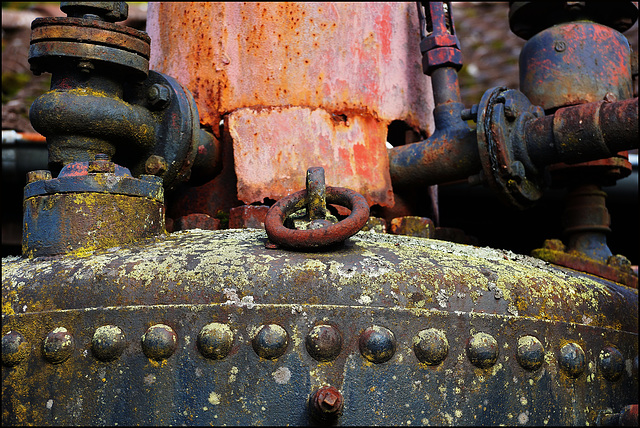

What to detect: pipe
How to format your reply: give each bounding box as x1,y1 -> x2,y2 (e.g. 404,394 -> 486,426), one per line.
524,97 -> 638,167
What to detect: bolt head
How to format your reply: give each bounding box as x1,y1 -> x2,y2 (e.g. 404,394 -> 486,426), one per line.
147,84 -> 171,110
145,155 -> 168,176
559,342 -> 585,378
599,346 -> 624,381
311,386 -> 344,419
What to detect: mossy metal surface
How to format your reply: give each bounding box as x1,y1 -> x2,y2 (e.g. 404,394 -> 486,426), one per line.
2,229 -> 638,425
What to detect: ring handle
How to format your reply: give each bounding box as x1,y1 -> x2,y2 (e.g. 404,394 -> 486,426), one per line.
265,185 -> 369,250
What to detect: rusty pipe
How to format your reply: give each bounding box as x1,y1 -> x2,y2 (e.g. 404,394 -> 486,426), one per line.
524,97 -> 639,167
390,97 -> 638,190
29,90 -> 157,154
388,109 -> 478,188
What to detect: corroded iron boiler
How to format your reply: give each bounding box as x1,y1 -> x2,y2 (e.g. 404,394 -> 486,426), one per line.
2,2 -> 638,426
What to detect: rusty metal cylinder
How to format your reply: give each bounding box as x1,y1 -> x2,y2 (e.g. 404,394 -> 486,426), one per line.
519,22 -> 633,111
146,2 -> 435,208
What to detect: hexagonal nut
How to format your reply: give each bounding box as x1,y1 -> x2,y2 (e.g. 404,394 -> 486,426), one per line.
147,84 -> 171,110
423,47 -> 463,74
420,33 -> 459,53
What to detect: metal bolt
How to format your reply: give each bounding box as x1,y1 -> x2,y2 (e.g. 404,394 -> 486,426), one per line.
559,342 -> 585,378
310,386 -> 344,421
466,332 -> 499,369
92,325 -> 126,362
141,324 -> 177,361
554,40 -> 566,52
252,324 -> 289,360
147,84 -> 172,110
603,92 -> 618,103
599,346 -> 624,381
2,331 -> 30,367
516,335 -> 545,371
77,60 -> 94,74
197,323 -> 234,360
305,325 -> 343,362
145,155 -> 168,176
359,326 -> 396,364
413,328 -> 449,366
510,161 -> 526,182
504,98 -> 518,119
26,170 -> 52,184
461,104 -> 479,121
43,327 -> 74,364
60,2 -> 128,22
88,153 -> 115,173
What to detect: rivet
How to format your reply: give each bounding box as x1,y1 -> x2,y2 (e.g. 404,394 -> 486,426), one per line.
197,323 -> 234,360
559,342 -> 585,377
2,331 -> 30,367
599,346 -> 624,381
252,324 -> 289,360
91,325 -> 126,362
141,324 -> 177,361
413,328 -> 449,366
43,327 -> 74,364
305,325 -> 342,362
309,385 -> 344,421
359,326 -> 396,364
516,335 -> 544,371
466,332 -> 499,369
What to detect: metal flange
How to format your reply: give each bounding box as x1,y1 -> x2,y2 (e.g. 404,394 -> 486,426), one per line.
476,86 -> 547,210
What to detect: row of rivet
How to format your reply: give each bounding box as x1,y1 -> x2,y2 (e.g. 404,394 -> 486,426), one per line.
1,325 -> 627,381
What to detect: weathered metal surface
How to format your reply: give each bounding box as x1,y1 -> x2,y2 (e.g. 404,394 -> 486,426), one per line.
229,106 -> 394,207
390,216 -> 434,238
519,22 -> 633,111
174,214 -> 221,232
147,2 -> 435,207
29,16 -> 150,79
22,157 -> 165,258
531,240 -> 638,290
229,206 -> 270,230
2,230 -> 638,425
388,103 -> 478,188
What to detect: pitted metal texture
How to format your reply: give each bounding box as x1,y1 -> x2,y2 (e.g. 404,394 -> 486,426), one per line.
2,229 -> 638,425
